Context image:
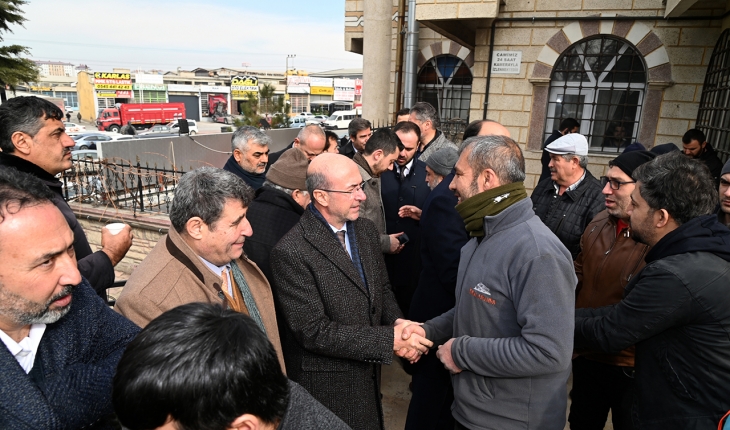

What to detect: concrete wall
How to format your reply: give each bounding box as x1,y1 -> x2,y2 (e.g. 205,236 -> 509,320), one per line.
98,128 -> 300,170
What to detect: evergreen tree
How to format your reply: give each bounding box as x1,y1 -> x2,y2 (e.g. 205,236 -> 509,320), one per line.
0,0 -> 39,102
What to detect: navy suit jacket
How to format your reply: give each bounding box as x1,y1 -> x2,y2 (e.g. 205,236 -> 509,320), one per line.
407,171 -> 469,375
381,160 -> 431,316
0,280 -> 140,430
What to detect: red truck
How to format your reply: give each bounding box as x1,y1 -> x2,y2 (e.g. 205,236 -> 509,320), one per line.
96,103 -> 185,133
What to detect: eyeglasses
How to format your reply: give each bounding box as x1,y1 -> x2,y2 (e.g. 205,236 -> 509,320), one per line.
600,176 -> 635,190
319,181 -> 366,197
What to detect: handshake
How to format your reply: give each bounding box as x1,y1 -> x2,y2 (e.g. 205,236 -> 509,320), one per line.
393,319 -> 432,364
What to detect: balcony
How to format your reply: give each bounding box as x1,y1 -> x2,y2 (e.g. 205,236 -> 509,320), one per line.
416,0 -> 499,49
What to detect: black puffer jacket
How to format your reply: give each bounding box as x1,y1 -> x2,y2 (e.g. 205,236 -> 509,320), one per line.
530,170 -> 604,258
575,214 -> 730,429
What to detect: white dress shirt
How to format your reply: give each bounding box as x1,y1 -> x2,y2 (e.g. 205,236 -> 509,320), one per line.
330,223 -> 352,259
0,324 -> 46,373
199,257 -> 233,296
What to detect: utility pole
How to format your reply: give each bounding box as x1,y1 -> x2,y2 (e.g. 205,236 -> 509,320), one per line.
285,54 -> 295,116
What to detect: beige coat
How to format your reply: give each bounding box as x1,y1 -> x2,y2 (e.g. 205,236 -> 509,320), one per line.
115,227 -> 285,372
353,153 -> 390,253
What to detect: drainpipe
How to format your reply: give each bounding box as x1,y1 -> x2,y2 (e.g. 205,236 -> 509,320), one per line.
481,10 -> 730,120
394,0 -> 407,120
403,0 -> 419,109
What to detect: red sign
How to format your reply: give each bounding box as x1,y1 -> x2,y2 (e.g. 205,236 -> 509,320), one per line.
355,79 -> 363,96
116,91 -> 132,98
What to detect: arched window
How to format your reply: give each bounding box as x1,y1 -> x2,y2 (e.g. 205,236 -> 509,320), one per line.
417,55 -> 472,122
696,29 -> 730,161
545,36 -> 647,152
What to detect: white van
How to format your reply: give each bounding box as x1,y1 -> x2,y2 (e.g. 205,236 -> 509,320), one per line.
290,116 -> 308,128
323,110 -> 358,130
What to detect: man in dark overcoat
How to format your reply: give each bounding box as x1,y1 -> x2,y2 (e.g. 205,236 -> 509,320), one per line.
270,153 -> 432,430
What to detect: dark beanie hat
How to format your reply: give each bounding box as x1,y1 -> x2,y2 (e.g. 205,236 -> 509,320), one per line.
609,150 -> 657,178
650,142 -> 680,155
722,159 -> 730,177
266,148 -> 308,190
622,142 -> 646,153
425,147 -> 459,177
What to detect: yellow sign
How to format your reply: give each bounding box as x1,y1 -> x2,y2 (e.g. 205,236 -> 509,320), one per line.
310,86 -> 334,96
231,75 -> 259,99
94,72 -> 131,80
95,83 -> 133,90
31,86 -> 52,91
96,92 -> 117,98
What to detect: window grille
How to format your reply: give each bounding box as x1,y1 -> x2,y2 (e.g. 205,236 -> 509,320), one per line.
545,36 -> 647,153
696,29 -> 730,162
417,55 -> 472,123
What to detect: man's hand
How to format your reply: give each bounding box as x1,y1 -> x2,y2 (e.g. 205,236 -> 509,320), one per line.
398,205 -> 422,221
101,224 -> 133,266
436,338 -> 462,374
394,319 -> 432,363
388,232 -> 405,254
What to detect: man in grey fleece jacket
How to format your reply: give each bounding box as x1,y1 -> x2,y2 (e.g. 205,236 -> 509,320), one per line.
405,135 -> 576,430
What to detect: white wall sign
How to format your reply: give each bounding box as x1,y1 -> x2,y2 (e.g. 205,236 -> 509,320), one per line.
491,51 -> 522,74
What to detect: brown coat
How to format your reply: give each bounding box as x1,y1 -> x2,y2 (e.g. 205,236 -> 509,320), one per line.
574,210 -> 650,367
115,227 -> 285,372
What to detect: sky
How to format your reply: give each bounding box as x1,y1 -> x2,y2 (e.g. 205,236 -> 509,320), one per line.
5,0 -> 363,74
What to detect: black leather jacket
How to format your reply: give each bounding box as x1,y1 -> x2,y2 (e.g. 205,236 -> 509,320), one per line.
575,215 -> 730,429
530,170 -> 605,259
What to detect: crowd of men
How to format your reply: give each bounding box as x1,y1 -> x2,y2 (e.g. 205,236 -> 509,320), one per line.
0,95 -> 729,430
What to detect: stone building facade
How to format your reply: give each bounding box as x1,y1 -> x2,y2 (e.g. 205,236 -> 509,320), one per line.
345,0 -> 730,189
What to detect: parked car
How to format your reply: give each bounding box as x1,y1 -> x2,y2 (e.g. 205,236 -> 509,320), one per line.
299,112 -> 314,118
64,122 -> 86,133
139,125 -> 173,135
168,119 -> 198,135
305,115 -> 328,125
72,133 -> 113,150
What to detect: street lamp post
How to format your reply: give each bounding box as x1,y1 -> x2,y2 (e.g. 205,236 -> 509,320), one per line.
285,54 -> 295,116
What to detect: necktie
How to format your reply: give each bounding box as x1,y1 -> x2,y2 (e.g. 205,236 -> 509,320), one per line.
336,230 -> 348,253
399,166 -> 406,181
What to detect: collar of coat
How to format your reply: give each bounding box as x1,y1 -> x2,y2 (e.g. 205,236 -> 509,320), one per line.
353,152 -> 378,178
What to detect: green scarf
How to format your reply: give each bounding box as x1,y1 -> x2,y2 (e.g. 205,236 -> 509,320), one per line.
455,182 -> 528,237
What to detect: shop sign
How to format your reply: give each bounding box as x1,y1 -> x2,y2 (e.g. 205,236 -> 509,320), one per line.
167,84 -> 200,92
287,86 -> 310,94
311,86 -> 334,96
31,86 -> 52,91
490,51 -> 522,74
334,88 -> 355,101
231,75 -> 258,99
287,76 -> 311,86
132,83 -> 167,91
94,72 -> 131,80
134,73 -> 163,84
115,91 -> 132,98
310,77 -> 333,87
200,85 -> 230,93
96,92 -> 117,98
95,83 -> 133,90
334,78 -> 355,89
355,79 -> 362,96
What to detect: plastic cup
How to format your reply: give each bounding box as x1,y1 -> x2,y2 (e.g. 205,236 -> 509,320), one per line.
105,223 -> 126,235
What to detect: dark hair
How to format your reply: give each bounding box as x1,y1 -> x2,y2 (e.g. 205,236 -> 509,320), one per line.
363,128 -> 404,156
0,167 -> 55,224
170,167 -> 254,232
348,117 -> 372,138
632,151 -> 717,225
324,130 -> 339,151
113,303 -> 289,430
0,96 -> 64,153
410,102 -> 440,129
393,120 -> 421,142
460,135 -> 526,184
682,128 -> 706,145
558,118 -> 580,133
395,108 -> 411,118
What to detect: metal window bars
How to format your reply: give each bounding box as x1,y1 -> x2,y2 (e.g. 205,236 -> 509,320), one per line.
696,28 -> 730,163
545,36 -> 647,153
61,156 -> 185,216
416,55 -> 472,132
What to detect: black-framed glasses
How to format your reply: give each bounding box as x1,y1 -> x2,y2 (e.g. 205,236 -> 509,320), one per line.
600,176 -> 635,190
319,181 -> 366,197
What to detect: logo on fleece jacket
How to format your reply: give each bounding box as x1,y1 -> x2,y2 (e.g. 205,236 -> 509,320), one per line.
470,282 -> 496,305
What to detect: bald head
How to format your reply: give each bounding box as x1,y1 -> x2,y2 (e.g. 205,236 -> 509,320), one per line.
294,125 -> 327,160
306,154 -> 365,228
463,120 -> 511,140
